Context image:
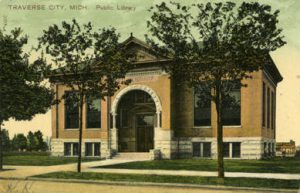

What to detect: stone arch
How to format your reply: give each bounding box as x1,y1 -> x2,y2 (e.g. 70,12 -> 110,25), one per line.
111,84 -> 162,115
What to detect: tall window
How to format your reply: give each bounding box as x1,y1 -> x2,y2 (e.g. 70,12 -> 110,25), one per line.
222,82 -> 241,126
65,92 -> 79,129
271,91 -> 275,130
262,82 -> 266,127
86,95 -> 101,128
194,84 -> 211,126
267,87 -> 270,128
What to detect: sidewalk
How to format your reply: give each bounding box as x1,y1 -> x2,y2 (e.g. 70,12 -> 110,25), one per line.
1,159 -> 300,180
84,167 -> 300,180
0,158 -> 147,179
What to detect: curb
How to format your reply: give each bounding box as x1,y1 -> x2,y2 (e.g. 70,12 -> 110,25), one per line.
2,176 -> 295,193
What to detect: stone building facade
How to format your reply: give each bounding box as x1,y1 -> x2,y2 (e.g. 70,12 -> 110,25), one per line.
50,36 -> 282,159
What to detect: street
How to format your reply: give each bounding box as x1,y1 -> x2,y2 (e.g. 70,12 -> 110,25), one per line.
0,179 -> 297,193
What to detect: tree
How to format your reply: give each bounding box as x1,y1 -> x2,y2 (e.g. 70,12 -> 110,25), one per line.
38,19 -> 133,172
33,130 -> 48,151
146,2 -> 285,177
11,134 -> 27,151
0,28 -> 53,170
0,129 -> 10,151
27,131 -> 38,151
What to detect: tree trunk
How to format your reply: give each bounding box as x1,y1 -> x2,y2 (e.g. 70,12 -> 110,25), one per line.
215,83 -> 224,178
77,94 -> 84,173
0,123 -> 3,170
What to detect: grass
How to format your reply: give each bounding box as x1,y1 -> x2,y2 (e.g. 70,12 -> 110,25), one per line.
98,157 -> 300,173
3,151 -> 101,166
34,171 -> 300,189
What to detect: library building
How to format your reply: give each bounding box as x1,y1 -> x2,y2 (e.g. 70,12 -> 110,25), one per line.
50,36 -> 282,159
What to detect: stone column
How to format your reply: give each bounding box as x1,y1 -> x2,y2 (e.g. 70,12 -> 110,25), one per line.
110,112 -> 118,154
156,111 -> 160,128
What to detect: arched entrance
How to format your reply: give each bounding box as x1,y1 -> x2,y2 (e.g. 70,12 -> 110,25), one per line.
117,90 -> 155,152
110,85 -> 162,153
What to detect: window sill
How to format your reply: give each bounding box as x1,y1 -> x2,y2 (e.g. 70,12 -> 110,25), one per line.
223,125 -> 242,128
85,155 -> 101,157
86,128 -> 101,130
193,126 -> 212,129
192,157 -> 212,159
64,128 -> 79,131
64,155 -> 78,157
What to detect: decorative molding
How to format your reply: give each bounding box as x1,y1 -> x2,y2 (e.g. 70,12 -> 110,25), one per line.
111,84 -> 162,114
126,70 -> 164,77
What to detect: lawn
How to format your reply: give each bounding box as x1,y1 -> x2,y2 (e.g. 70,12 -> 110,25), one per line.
34,171 -> 300,189
3,152 -> 101,166
98,157 -> 300,173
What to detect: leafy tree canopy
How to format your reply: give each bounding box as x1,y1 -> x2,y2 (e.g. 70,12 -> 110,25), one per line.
0,28 -> 53,124
39,19 -> 134,101
146,1 -> 285,91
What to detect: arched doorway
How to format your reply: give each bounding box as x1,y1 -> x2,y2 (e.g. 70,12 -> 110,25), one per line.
117,90 -> 156,152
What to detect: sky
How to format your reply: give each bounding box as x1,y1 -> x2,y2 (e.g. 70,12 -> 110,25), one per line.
1,0 -> 300,145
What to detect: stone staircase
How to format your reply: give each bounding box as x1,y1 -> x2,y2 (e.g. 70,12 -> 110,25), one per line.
112,152 -> 150,161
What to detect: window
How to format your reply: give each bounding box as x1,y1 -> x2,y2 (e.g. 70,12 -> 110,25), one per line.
223,143 -> 230,158
192,142 -> 201,157
86,95 -> 101,128
64,143 -> 79,156
94,143 -> 100,156
85,142 -> 101,157
271,143 -> 274,156
223,142 -> 241,158
222,82 -> 241,126
203,142 -> 211,157
64,143 -> 71,156
192,142 -> 211,158
262,82 -> 266,127
264,142 -> 267,157
73,143 -> 79,156
85,143 -> 93,156
267,87 -> 270,128
65,92 -> 79,129
194,84 -> 211,126
232,142 -> 241,158
271,91 -> 275,130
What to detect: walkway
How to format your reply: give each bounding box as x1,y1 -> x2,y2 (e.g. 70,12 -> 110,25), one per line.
85,168 -> 300,180
0,157 -> 148,179
1,156 -> 300,180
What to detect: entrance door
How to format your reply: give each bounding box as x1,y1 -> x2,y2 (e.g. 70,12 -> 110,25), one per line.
136,114 -> 154,152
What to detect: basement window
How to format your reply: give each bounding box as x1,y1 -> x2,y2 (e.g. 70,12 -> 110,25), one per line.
85,142 -> 101,157
64,142 -> 79,156
192,142 -> 211,158
223,142 -> 241,158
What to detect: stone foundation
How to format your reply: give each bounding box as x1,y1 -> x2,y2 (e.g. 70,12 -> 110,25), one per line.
51,138 -> 109,159
171,137 -> 275,159
51,137 -> 275,160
